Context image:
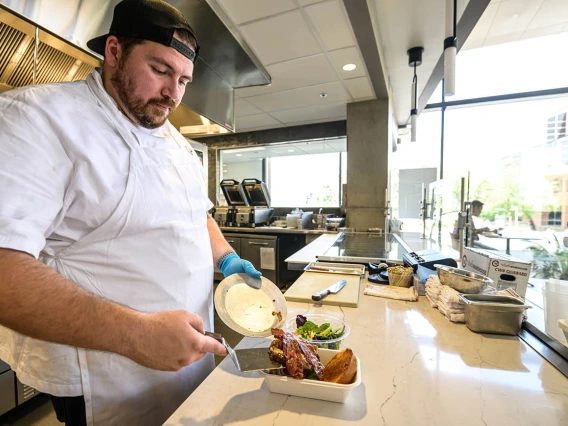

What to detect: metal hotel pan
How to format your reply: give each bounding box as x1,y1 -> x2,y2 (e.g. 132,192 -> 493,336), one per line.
457,294 -> 532,336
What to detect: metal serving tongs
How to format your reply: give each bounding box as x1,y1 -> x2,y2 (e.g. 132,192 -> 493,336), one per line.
204,331 -> 285,373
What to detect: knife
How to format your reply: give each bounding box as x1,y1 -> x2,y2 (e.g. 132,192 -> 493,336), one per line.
312,279 -> 347,301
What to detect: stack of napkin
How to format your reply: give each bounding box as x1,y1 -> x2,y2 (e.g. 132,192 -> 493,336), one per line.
364,283 -> 419,301
425,275 -> 442,307
437,284 -> 498,323
437,285 -> 466,323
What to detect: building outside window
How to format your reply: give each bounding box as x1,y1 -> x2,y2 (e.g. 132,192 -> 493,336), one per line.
219,138 -> 346,208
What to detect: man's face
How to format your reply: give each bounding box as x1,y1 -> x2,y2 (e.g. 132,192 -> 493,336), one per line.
110,39 -> 194,129
472,205 -> 483,216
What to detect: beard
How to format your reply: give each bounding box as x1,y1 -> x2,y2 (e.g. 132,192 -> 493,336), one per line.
110,59 -> 176,129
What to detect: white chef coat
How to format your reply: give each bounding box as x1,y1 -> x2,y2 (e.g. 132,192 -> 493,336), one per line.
0,69 -> 215,425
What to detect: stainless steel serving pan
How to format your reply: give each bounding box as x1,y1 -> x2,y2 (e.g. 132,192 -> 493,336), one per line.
457,294 -> 532,336
435,265 -> 493,294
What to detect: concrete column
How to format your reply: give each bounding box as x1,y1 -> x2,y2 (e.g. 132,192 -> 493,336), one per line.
346,99 -> 393,230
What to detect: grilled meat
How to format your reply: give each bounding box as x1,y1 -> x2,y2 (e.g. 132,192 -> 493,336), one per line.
269,328 -> 324,379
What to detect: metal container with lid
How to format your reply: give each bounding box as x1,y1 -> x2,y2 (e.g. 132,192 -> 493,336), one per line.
457,294 -> 532,336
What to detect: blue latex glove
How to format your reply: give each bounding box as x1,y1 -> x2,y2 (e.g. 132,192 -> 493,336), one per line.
219,253 -> 262,279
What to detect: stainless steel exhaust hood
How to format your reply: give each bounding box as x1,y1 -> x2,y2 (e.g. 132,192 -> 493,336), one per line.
0,0 -> 270,136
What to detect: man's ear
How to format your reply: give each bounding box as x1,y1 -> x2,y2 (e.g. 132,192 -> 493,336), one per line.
104,36 -> 120,67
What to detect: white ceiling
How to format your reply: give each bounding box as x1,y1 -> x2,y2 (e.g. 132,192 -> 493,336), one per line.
374,0 -> 568,126
221,137 -> 346,163
217,0 -> 375,133
373,0 -> 470,126
463,0 -> 568,49
218,0 -> 568,133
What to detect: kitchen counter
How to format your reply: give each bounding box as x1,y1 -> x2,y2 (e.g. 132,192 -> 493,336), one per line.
285,233 -> 338,269
165,276 -> 568,425
220,226 -> 338,235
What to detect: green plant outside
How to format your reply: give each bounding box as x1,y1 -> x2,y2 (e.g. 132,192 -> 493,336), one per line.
529,245 -> 568,280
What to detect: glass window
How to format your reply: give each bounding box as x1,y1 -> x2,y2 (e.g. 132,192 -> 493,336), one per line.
392,110 -> 442,232
269,152 -> 341,207
548,212 -> 562,226
219,138 -> 346,207
437,95 -> 568,349
450,32 -> 568,101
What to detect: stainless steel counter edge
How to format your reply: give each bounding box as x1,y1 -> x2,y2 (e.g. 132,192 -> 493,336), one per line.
219,226 -> 338,235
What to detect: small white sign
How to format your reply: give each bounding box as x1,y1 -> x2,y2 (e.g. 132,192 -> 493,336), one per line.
260,247 -> 275,270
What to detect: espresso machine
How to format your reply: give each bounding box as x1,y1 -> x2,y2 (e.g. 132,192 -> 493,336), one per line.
214,179 -> 247,227
234,178 -> 274,228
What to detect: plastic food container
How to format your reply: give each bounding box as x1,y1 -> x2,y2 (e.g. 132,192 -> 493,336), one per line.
285,314 -> 350,349
258,348 -> 361,403
457,294 -> 531,335
542,280 -> 568,342
436,265 -> 493,294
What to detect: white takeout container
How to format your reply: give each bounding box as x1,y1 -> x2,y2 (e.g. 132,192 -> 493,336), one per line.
258,348 -> 361,403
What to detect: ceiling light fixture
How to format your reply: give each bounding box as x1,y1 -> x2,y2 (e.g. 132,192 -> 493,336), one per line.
236,154 -> 242,157
407,46 -> 424,143
444,0 -> 457,97
288,149 -> 295,152
228,146 -> 266,153
319,93 -> 328,98
397,125 -> 410,136
342,63 -> 357,71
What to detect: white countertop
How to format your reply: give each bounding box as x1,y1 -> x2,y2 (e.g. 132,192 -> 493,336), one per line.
284,233 -> 338,266
165,276 -> 568,426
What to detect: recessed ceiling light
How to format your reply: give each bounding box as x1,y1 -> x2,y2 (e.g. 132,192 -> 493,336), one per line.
319,93 -> 328,98
288,149 -> 295,152
236,154 -> 242,157
229,147 -> 266,153
342,63 -> 357,71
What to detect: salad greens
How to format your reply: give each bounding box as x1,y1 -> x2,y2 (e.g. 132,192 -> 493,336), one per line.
295,315 -> 345,349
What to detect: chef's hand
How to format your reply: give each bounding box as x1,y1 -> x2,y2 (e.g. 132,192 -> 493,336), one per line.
125,310 -> 227,372
219,253 -> 262,279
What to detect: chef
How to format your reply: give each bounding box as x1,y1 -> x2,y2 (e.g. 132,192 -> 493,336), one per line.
0,0 -> 261,425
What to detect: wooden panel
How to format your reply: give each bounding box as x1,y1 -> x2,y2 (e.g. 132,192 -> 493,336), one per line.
284,272 -> 360,307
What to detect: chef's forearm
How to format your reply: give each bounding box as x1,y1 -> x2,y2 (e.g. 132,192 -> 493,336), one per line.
206,213 -> 233,264
0,248 -> 142,355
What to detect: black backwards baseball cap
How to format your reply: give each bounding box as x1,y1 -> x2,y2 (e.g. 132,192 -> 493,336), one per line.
87,0 -> 200,63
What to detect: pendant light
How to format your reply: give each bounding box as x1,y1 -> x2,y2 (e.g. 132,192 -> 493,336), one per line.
407,47 -> 423,142
444,0 -> 457,96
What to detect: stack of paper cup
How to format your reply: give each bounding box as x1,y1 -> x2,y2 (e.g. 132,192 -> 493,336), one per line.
387,266 -> 414,288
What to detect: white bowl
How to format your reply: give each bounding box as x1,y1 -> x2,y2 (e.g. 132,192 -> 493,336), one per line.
285,314 -> 349,349
258,348 -> 361,403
